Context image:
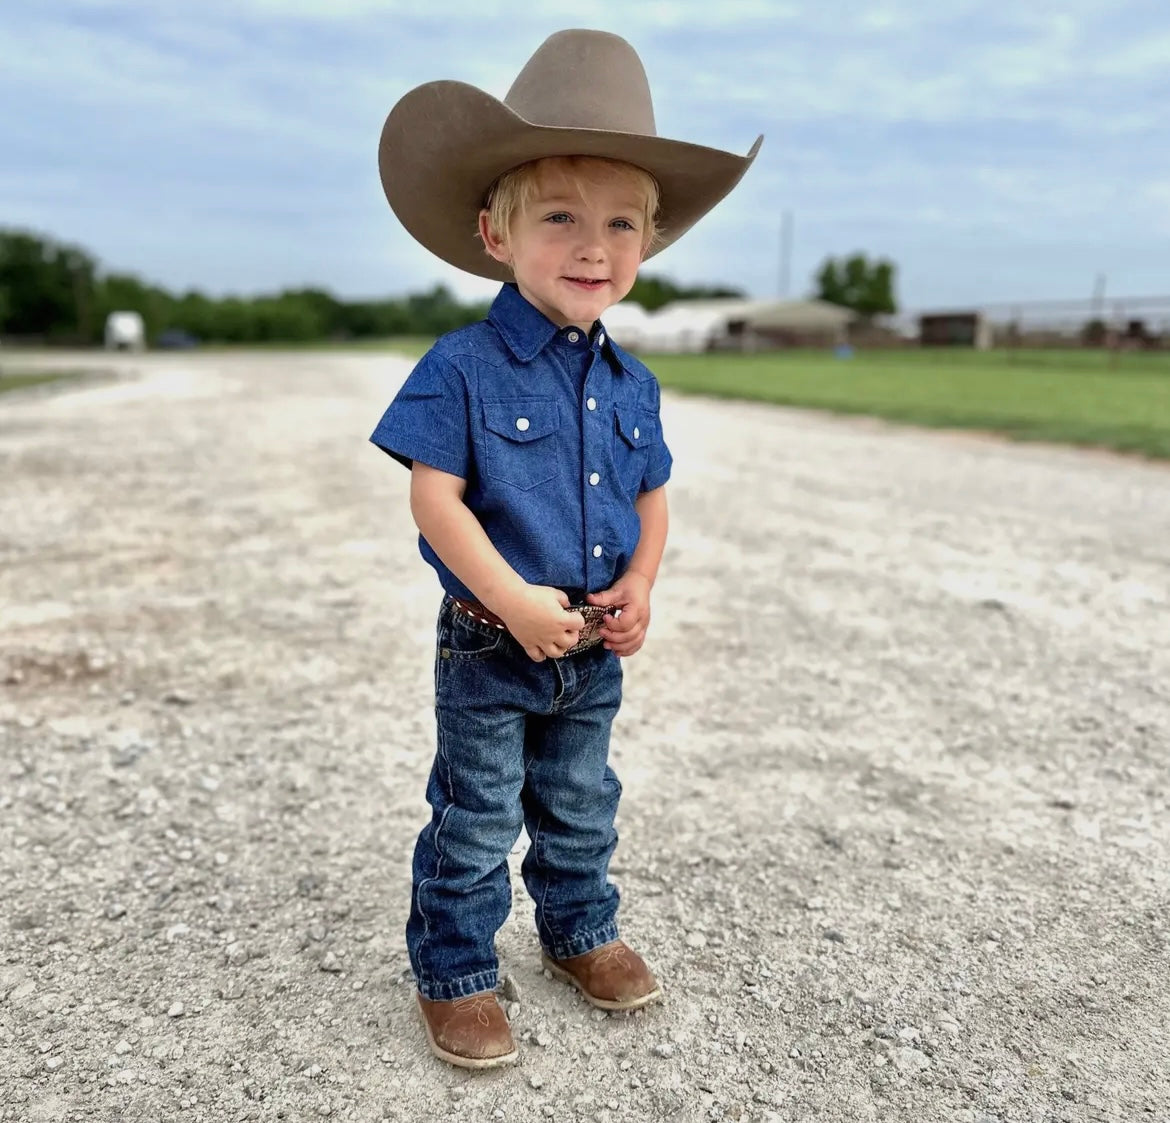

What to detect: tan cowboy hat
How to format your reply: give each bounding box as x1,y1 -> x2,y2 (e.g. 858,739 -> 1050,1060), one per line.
378,29 -> 764,281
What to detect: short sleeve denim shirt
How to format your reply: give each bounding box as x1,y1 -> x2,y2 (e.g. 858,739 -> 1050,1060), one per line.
370,283 -> 672,600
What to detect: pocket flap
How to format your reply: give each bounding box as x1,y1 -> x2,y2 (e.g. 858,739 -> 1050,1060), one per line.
615,406 -> 653,449
483,400 -> 560,443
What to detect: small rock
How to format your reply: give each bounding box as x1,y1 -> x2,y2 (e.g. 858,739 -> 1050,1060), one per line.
114,1040 -> 132,1056
163,690 -> 195,706
111,743 -> 149,768
822,929 -> 846,944
319,952 -> 343,973
308,924 -> 327,942
652,1042 -> 674,1059
893,1046 -> 931,1074
529,1075 -> 545,1089
45,1057 -> 63,1071
685,931 -> 708,948
105,903 -> 127,921
500,974 -> 522,1002
167,1003 -> 185,1018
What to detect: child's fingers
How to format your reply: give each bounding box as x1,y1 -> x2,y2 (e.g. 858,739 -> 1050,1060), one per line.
601,609 -> 641,635
604,620 -> 646,650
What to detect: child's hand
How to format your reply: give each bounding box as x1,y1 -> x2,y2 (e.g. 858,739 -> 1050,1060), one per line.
587,572 -> 652,657
498,585 -> 584,662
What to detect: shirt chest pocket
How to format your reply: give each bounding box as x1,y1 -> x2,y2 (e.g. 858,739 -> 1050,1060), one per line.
482,400 -> 563,491
613,405 -> 656,495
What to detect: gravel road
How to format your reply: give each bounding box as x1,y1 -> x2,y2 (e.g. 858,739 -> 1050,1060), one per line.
1,351 -> 1168,1123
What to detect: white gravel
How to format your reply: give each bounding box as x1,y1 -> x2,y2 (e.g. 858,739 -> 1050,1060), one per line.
1,350 -> 1168,1123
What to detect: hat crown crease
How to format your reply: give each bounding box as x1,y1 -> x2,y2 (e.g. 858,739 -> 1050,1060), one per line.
504,31 -> 657,135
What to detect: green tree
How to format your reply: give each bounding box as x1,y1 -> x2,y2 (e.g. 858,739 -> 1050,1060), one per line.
627,273 -> 744,311
814,253 -> 897,319
0,229 -> 98,342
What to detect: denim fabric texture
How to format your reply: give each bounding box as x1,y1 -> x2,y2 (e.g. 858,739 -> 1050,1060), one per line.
369,283 -> 673,600
408,598 -> 625,1001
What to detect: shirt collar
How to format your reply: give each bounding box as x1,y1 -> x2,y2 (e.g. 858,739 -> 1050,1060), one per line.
488,284 -> 561,363
488,283 -> 624,371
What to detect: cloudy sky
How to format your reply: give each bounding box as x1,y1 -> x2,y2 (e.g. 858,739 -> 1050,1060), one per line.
2,0 -> 1168,311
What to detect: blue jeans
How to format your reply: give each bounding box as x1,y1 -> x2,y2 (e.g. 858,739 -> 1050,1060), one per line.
406,597 -> 626,1001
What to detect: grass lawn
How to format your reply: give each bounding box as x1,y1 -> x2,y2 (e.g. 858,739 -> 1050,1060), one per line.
0,369 -> 85,396
647,348 -> 1170,461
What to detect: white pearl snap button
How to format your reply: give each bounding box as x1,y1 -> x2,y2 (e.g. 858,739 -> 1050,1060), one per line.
589,472 -> 600,486
586,398 -> 597,411
593,545 -> 603,558
515,417 -> 530,431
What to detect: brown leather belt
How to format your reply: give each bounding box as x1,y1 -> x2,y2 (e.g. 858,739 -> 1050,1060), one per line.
448,597 -> 615,656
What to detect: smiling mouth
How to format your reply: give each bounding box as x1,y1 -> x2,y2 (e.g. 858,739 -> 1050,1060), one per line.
565,277 -> 607,287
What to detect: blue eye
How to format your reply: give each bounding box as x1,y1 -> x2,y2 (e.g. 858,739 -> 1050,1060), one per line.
612,219 -> 635,231
547,212 -> 572,224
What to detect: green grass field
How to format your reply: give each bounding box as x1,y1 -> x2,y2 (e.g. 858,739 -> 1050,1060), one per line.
0,369 -> 83,396
647,348 -> 1170,461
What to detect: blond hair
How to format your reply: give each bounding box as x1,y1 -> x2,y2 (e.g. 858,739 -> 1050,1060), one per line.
482,155 -> 661,253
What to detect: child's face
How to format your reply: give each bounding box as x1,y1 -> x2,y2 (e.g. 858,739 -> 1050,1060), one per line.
479,164 -> 649,331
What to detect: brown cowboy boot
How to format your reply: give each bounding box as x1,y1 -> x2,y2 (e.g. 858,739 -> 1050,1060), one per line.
542,939 -> 663,1011
416,992 -> 518,1069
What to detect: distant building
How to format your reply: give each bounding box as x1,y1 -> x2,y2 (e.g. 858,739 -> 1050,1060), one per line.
627,298 -> 857,353
918,311 -> 992,349
104,311 -> 146,351
598,301 -> 653,350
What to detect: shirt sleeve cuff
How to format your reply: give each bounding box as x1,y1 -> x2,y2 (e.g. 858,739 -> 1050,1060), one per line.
369,428 -> 467,478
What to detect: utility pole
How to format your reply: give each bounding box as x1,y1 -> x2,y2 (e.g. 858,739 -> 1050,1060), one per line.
1091,272 -> 1106,320
779,210 -> 793,299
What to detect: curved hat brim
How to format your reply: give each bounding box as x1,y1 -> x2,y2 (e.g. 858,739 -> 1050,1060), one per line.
379,80 -> 763,282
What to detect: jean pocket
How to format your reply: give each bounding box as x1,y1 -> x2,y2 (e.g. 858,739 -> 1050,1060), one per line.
438,610 -> 504,662
613,405 -> 654,495
483,399 -> 562,490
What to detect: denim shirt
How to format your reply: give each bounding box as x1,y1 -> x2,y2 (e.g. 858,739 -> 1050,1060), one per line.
370,283 -> 672,601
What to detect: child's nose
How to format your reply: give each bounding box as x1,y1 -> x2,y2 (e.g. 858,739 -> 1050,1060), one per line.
575,231 -> 606,260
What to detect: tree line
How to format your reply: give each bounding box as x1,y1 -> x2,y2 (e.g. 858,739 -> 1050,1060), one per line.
0,228 -> 750,346
0,227 -> 897,346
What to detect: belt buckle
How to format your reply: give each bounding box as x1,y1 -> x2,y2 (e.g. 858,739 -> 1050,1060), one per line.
565,603 -> 617,654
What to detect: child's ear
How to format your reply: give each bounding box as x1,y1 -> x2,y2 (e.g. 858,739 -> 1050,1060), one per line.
478,210 -> 511,265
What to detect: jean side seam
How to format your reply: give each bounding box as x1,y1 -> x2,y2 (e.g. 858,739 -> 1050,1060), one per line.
530,812 -> 558,950
415,709 -> 455,980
